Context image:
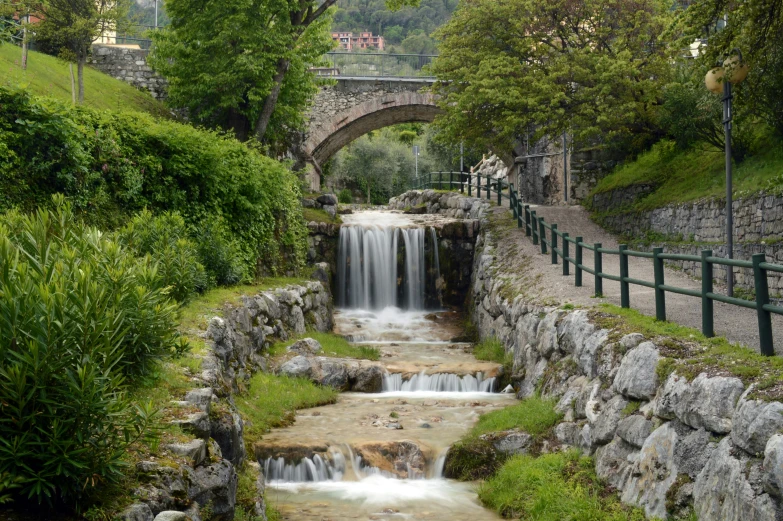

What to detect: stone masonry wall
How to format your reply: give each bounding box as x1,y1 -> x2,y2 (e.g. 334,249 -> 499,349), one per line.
594,191 -> 783,293
119,278 -> 333,521
469,206 -> 783,521
90,44 -> 167,100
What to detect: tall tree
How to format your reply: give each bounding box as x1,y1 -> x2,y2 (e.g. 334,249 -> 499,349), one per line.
150,0 -> 419,146
34,0 -> 130,103
430,0 -> 673,154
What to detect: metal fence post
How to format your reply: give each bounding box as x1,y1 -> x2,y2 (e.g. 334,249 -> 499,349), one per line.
497,181 -> 502,206
653,247 -> 666,321
752,253 -> 774,356
460,172 -> 464,193
594,242 -> 603,297
510,187 -> 517,219
701,250 -> 714,338
574,236 -> 582,285
551,224 -> 558,264
563,233 -> 571,277
539,218 -> 547,254
486,176 -> 491,201
468,172 -> 472,197
477,174 -> 481,198
517,198 -> 523,228
450,171 -> 453,191
531,210 -> 538,245
619,245 -> 630,308
429,171 -> 432,188
524,205 -> 531,236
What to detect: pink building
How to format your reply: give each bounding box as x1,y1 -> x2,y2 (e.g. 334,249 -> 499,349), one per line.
332,31 -> 385,51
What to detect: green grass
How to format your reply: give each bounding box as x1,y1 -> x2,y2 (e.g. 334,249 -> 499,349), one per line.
478,451 -> 646,520
236,373 -> 338,447
269,331 -> 380,361
589,139 -> 783,211
473,338 -> 506,364
303,208 -> 342,225
0,44 -> 170,117
468,396 -> 562,440
593,304 -> 783,401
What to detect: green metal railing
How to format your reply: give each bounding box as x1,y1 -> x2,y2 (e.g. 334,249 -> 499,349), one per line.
412,172 -> 782,356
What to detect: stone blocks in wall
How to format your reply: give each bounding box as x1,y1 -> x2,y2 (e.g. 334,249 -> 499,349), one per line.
90,44 -> 168,100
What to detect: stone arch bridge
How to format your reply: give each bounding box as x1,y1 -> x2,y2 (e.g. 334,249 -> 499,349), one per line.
299,78 -> 438,189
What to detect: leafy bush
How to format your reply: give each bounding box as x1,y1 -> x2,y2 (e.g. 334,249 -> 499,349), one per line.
337,189 -> 353,204
195,216 -> 248,286
117,210 -> 209,303
0,199 -> 175,504
0,88 -> 307,276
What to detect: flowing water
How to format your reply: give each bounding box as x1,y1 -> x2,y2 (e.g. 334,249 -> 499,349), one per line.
262,211 -> 512,520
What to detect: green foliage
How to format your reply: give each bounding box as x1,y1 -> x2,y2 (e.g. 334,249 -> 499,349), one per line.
337,189 -> 353,204
236,373 -> 337,447
195,216 -> 248,287
472,338 -> 506,364
478,451 -> 646,520
0,88 -> 307,276
117,211 -> 208,303
0,199 -> 175,505
431,0 -> 673,154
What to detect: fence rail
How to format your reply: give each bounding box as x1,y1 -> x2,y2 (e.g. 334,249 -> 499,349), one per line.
320,52 -> 436,79
411,171 -> 781,356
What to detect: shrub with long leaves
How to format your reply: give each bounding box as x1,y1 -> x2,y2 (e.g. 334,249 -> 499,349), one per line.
0,197 -> 176,504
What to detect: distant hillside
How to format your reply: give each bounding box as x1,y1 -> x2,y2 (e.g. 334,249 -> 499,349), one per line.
333,0 -> 457,54
0,44 -> 170,117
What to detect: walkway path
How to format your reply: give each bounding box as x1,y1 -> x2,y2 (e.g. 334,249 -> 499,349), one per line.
513,205 -> 783,355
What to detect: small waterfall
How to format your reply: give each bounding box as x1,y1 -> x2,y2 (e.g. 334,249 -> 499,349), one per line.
429,227 -> 442,306
337,223 -> 434,310
382,371 -> 497,393
431,448 -> 449,479
263,453 -> 344,482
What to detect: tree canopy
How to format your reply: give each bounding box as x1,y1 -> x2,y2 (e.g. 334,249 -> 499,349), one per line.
430,0 -> 673,155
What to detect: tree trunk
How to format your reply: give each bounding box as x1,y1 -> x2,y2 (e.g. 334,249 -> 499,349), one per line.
77,56 -> 85,104
253,57 -> 290,141
69,63 -> 76,105
21,23 -> 28,70
228,107 -> 250,141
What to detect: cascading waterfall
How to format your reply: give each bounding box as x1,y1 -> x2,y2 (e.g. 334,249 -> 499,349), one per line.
264,453 -> 344,483
382,371 -> 497,393
429,227 -> 442,305
336,222 -> 438,310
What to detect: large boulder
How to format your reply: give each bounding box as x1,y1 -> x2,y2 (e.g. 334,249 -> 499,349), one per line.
173,412 -> 211,441
763,434 -> 783,498
210,410 -> 246,467
616,415 -> 654,448
191,460 -> 237,521
280,356 -> 313,378
165,439 -> 208,467
349,364 -> 384,393
613,342 -> 659,400
479,429 -> 532,456
121,503 -> 154,521
591,395 -> 629,445
316,194 -> 338,206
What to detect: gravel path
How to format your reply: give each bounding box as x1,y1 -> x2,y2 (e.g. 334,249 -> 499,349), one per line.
506,204 -> 783,355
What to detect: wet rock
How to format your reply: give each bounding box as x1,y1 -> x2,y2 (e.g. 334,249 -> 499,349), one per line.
312,263 -> 330,284
354,441 -> 425,478
385,422 -> 403,429
317,194 -> 338,206
165,439 -> 208,467
287,338 -> 322,356
191,459 -> 237,521
612,342 -> 659,400
731,393 -> 783,456
210,410 -> 246,467
337,207 -> 353,215
616,415 -> 653,448
173,412 -> 211,440
763,434 -> 783,498
693,437 -> 779,521
312,359 -> 350,390
153,512 -> 191,521
121,503 -> 154,521
349,364 -> 383,393
404,205 -> 427,214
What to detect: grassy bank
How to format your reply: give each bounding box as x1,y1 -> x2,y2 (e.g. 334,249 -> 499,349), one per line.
589,139 -> 783,212
0,45 -> 169,117
478,451 -> 646,520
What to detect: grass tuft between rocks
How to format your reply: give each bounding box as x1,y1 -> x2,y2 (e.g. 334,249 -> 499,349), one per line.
478,450 -> 647,520
269,331 -> 380,361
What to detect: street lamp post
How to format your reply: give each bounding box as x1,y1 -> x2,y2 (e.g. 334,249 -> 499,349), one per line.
413,145 -> 420,181
705,50 -> 749,297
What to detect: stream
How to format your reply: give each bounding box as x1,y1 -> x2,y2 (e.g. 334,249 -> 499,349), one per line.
261,212 -> 512,520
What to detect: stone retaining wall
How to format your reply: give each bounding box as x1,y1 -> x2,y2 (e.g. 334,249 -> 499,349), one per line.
90,44 -> 167,100
120,278 -> 333,521
470,209 -> 783,520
